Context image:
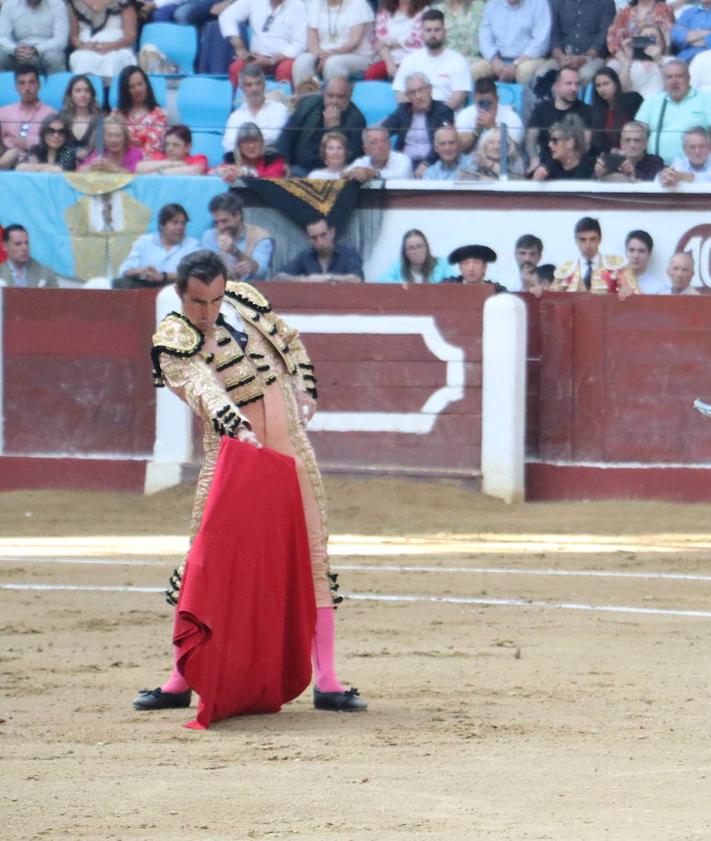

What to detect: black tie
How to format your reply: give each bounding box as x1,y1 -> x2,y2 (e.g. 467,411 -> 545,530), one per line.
583,260 -> 593,290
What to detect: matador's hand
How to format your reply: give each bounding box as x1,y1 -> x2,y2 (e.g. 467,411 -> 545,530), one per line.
296,392 -> 317,424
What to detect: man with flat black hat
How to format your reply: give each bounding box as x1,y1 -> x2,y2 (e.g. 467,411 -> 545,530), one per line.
445,244 -> 507,292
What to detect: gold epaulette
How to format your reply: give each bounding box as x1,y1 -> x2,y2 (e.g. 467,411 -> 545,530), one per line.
225,281 -> 272,314
151,312 -> 204,387
554,260 -> 575,280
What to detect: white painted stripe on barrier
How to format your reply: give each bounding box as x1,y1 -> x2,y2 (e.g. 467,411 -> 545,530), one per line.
4,557 -> 711,584
3,582 -> 711,619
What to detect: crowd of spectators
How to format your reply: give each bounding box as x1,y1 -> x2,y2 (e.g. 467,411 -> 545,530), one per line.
0,1 -> 710,181
0,0 -> 709,292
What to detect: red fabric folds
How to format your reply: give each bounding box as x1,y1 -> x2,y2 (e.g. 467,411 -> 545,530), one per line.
173,438 -> 316,729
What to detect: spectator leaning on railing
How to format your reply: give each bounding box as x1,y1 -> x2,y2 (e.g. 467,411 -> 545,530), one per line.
421,124 -> 467,180
658,125 -> 711,185
624,229 -> 668,294
345,125 -> 414,182
531,113 -> 595,181
667,251 -> 698,295
593,120 -> 664,182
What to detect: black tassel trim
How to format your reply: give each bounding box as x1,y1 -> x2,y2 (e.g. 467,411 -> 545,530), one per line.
264,375 -> 277,385
235,392 -> 267,408
306,387 -> 318,399
256,364 -> 271,373
298,363 -> 315,371
226,374 -> 256,391
269,324 -> 278,335
165,566 -> 183,607
216,356 -> 245,372
216,336 -> 230,347
329,572 -> 344,607
249,352 -> 265,359
302,373 -> 316,382
225,286 -> 272,314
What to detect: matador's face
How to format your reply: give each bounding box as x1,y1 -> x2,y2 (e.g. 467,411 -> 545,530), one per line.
181,275 -> 226,332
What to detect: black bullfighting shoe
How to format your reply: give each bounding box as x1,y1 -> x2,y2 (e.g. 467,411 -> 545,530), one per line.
313,686 -> 368,712
132,687 -> 192,711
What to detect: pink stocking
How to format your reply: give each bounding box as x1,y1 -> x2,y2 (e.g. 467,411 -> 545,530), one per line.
311,606 -> 345,692
160,652 -> 190,694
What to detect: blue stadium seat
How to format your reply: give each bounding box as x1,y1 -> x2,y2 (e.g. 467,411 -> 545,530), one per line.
177,76 -> 232,132
108,74 -> 168,110
190,130 -> 225,168
41,73 -> 103,111
0,72 -> 16,107
495,82 -> 524,117
140,22 -> 198,75
352,80 -> 398,126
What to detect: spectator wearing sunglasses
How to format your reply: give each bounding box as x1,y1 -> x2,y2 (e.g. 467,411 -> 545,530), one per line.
0,63 -> 55,169
16,112 -> 77,171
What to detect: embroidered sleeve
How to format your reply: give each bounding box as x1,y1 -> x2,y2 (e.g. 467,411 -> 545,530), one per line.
273,312 -> 318,399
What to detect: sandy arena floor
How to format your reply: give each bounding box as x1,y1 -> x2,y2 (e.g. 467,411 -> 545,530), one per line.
2,478 -> 711,841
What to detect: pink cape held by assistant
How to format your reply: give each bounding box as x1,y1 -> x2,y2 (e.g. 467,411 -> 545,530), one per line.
173,438 -> 316,729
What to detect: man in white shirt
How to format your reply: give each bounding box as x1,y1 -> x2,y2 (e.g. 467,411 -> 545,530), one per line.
222,63 -> 289,153
0,0 -> 68,74
625,229 -> 669,294
658,126 -> 711,186
219,0 -> 307,88
456,77 -> 524,152
475,0 -> 551,85
346,125 -> 413,181
393,8 -> 471,112
667,251 -> 700,295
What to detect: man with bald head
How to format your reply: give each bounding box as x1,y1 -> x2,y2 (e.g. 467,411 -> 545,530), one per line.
667,252 -> 699,295
382,71 -> 454,177
635,60 -> 711,165
276,76 -> 366,176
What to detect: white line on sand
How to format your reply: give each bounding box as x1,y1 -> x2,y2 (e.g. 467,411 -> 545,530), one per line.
3,583 -> 711,619
3,557 -> 711,584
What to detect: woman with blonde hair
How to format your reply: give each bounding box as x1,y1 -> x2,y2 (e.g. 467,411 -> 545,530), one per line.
80,113 -> 143,172
307,131 -> 349,179
532,114 -> 594,181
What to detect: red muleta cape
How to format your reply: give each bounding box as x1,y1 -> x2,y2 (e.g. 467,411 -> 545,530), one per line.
174,438 -> 316,729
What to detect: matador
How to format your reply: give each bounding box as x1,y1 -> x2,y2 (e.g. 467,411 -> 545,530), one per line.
133,249 -> 367,713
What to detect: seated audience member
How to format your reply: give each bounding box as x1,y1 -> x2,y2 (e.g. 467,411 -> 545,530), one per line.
80,114 -> 143,172
625,229 -> 668,294
552,216 -> 639,298
201,191 -> 273,281
346,125 -> 413,181
366,0 -> 426,81
276,76 -> 365,176
444,244 -> 506,292
16,112 -> 77,171
58,74 -> 99,160
308,130 -> 349,179
116,203 -> 199,289
456,77 -> 524,153
378,228 -> 449,282
635,60 -> 711,165
382,71 -> 454,176
222,63 -> 289,153
526,67 -> 592,175
422,125 -> 467,180
459,126 -> 524,179
274,216 -> 363,282
474,0 -> 551,85
667,251 -> 698,295
610,22 -> 670,99
671,1 -> 711,65
291,0 -> 374,88
0,64 -> 55,170
658,126 -> 711,185
514,233 -> 543,292
136,125 -> 209,176
218,0 -> 307,89
112,66 -> 167,157
67,0 -> 137,79
532,114 -> 595,181
439,0 -> 486,72
392,8 -> 471,111
138,0 -> 212,27
212,122 -> 286,181
590,67 -> 642,153
0,224 -> 57,287
538,0 -> 616,86
594,120 -> 664,181
0,0 -> 69,74
523,262 -> 555,297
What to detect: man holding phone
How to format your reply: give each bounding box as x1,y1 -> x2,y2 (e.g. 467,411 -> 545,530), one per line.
456,77 -> 524,153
